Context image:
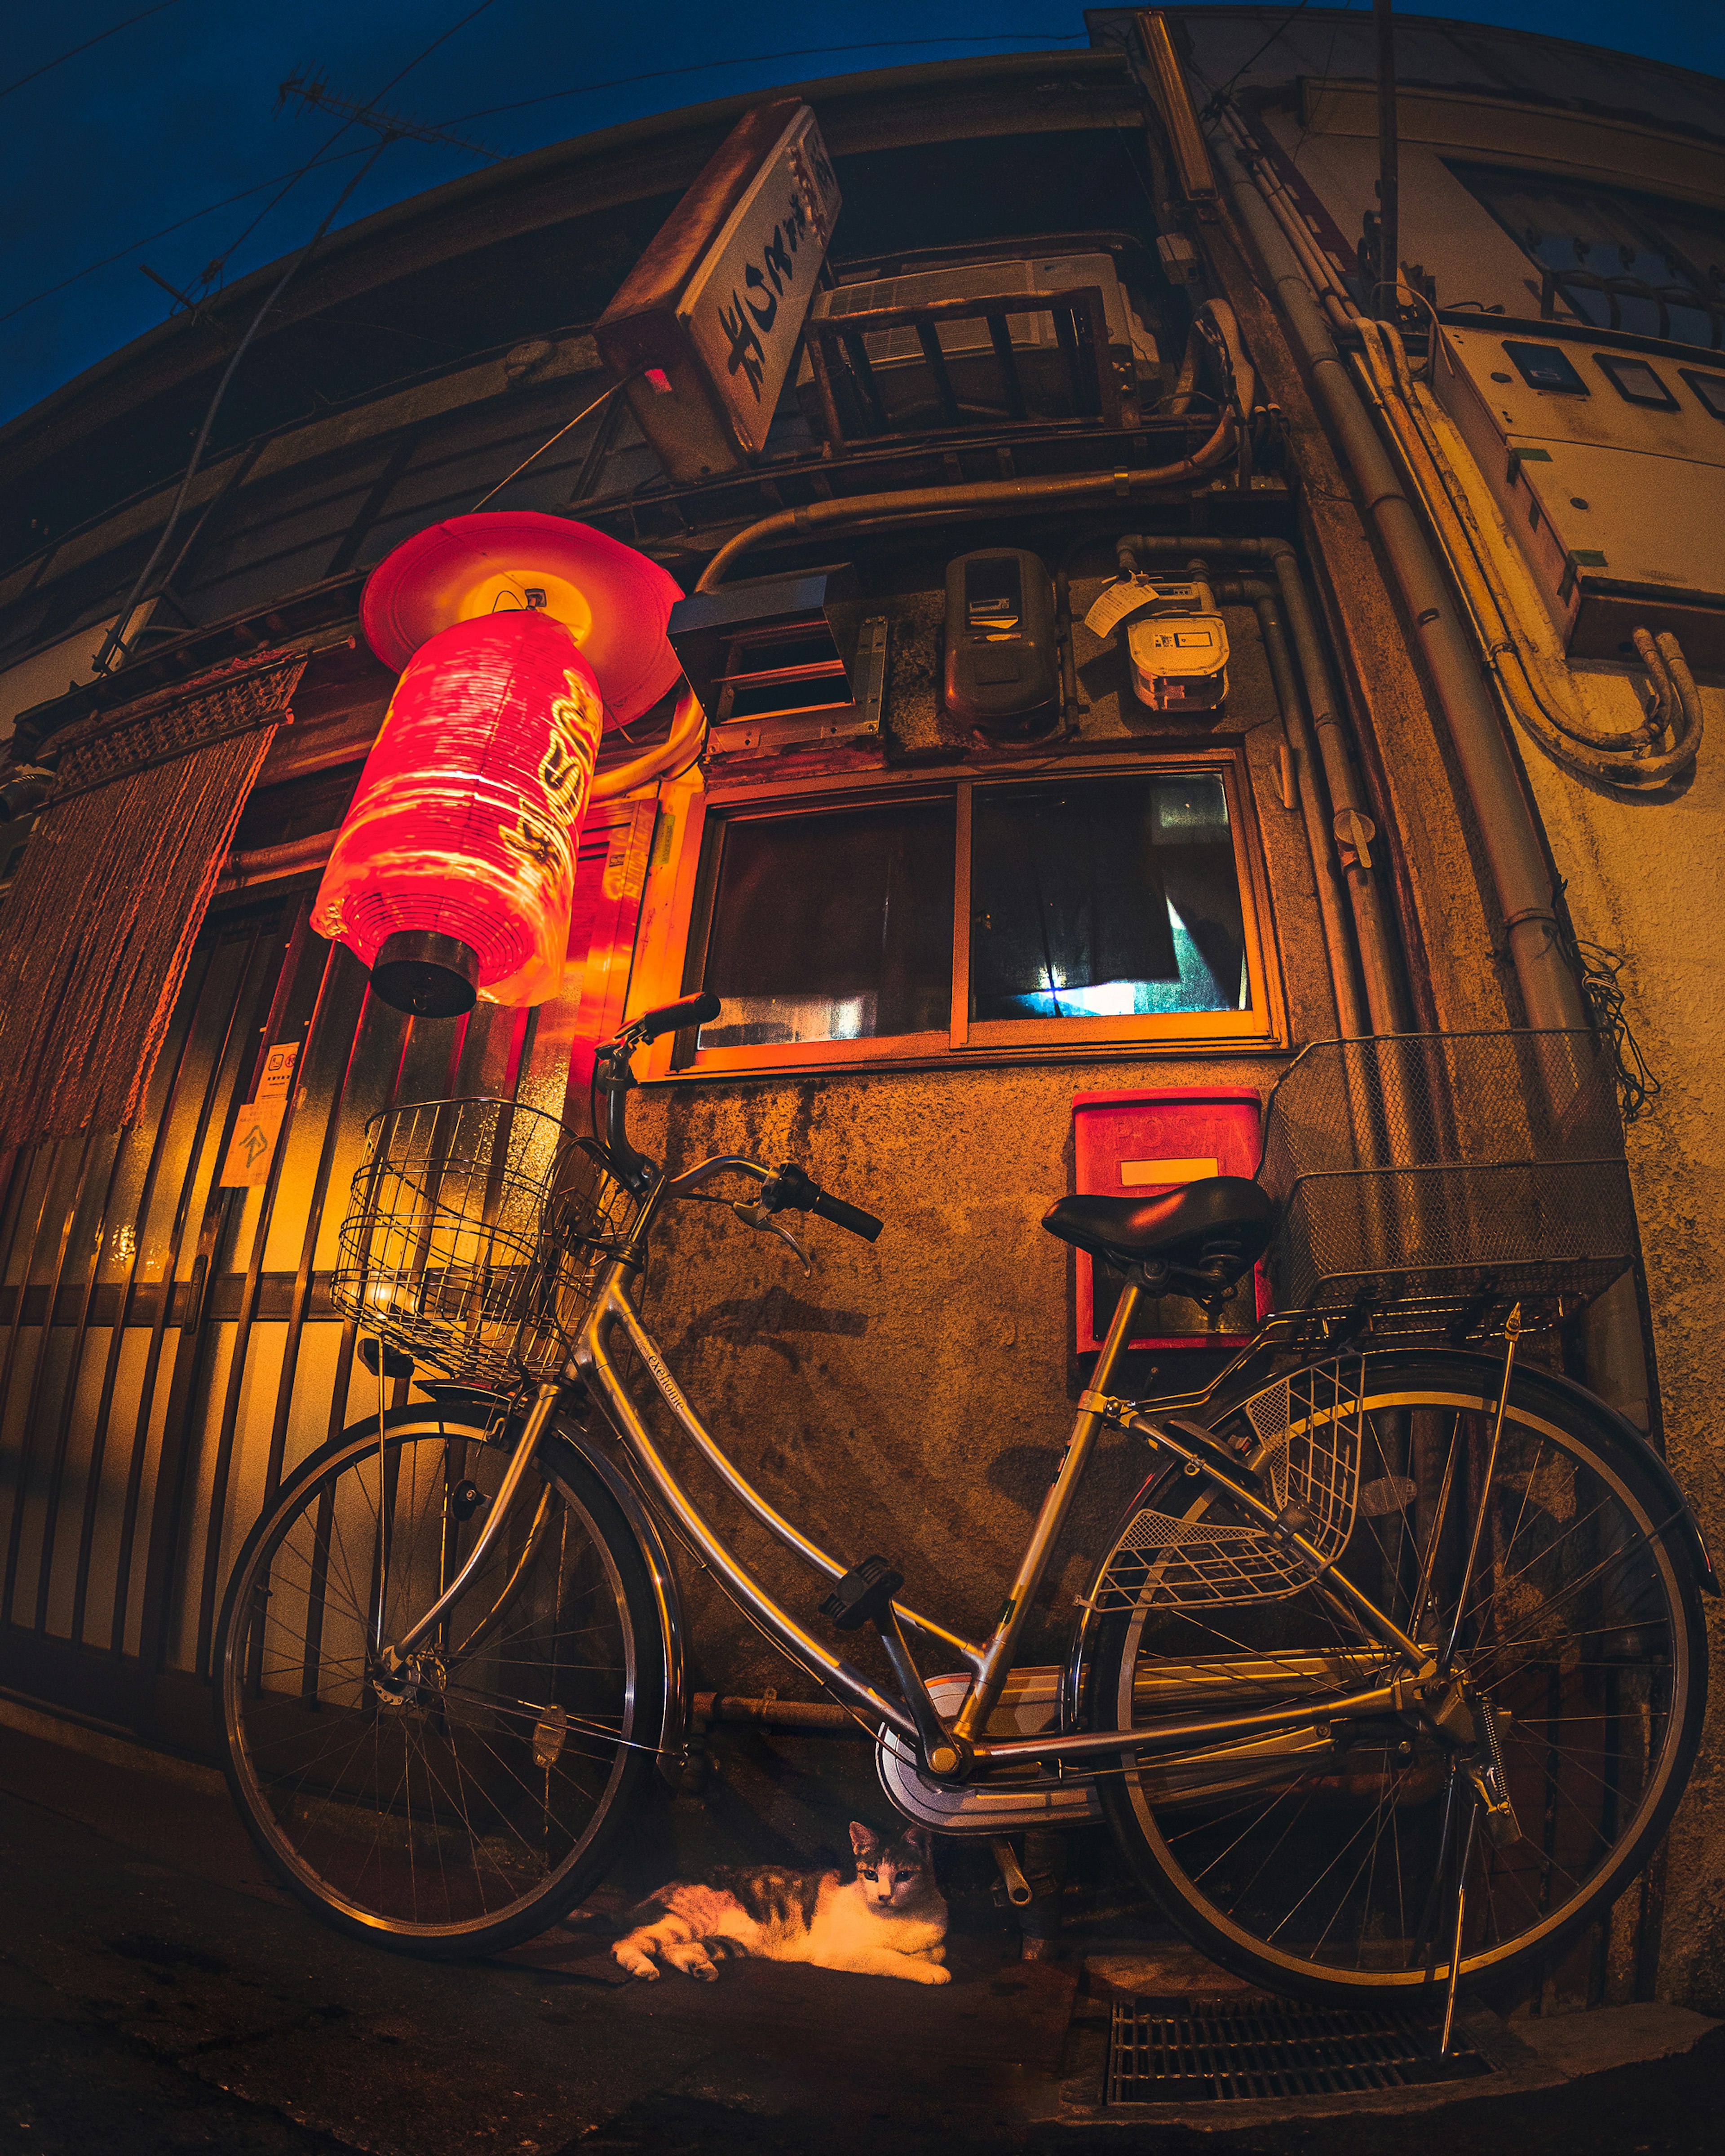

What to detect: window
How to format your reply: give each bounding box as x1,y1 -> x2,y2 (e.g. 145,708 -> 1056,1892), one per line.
1451,164 -> 1725,353
662,760 -> 1280,1075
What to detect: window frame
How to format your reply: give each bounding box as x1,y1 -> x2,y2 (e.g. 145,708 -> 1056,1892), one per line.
632,751 -> 1287,1082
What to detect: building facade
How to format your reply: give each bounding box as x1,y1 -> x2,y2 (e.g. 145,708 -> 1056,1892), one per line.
0,11 -> 1719,2009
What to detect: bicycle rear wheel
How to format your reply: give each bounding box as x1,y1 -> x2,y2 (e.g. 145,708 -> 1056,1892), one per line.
1087,1352 -> 1706,2001
217,1403 -> 663,1956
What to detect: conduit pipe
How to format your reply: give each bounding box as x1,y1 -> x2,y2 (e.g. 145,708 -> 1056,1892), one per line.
1213,101 -> 1698,792
1354,323 -> 1703,790
695,302 -> 1256,592
1212,105 -> 1360,334
1249,587 -> 1369,1037
1113,533 -> 1407,1031
1210,129 -> 1586,1032
694,413 -> 1237,591
591,683 -> 707,800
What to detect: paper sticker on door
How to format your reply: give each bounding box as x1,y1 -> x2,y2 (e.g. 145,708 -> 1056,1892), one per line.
220,1097 -> 287,1188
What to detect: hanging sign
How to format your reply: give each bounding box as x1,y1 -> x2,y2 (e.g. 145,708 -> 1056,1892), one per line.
596,99 -> 841,482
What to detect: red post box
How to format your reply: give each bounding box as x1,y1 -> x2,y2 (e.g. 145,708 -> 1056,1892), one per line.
1071,1087 -> 1270,1352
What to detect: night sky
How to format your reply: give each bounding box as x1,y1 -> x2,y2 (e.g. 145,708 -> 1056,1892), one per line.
3,1 -> 1722,429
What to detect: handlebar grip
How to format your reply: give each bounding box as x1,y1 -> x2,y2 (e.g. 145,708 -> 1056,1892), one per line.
636,992 -> 722,1043
809,1188 -> 884,1243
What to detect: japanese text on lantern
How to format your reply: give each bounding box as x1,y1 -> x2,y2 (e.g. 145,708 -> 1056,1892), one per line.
502,663 -> 604,878
680,107 -> 841,455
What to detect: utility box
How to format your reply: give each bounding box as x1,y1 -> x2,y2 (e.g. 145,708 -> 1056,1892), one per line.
1071,1088 -> 1269,1352
1434,318 -> 1725,667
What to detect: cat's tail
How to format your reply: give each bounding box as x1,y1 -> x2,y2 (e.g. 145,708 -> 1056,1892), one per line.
611,1911 -> 748,1983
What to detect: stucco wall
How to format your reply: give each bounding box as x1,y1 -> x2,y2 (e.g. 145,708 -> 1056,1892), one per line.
614,700 -> 1343,1709
1516,667 -> 1725,2011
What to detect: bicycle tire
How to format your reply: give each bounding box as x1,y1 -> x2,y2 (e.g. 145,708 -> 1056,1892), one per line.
1085,1350 -> 1707,2002
216,1402 -> 664,1957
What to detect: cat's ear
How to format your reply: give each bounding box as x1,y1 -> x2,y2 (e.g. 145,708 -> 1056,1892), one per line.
903,1825 -> 934,1860
849,1821 -> 881,1859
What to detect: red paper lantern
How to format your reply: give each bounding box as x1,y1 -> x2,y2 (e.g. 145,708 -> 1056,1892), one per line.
313,515 -> 685,1015
314,610 -> 604,1012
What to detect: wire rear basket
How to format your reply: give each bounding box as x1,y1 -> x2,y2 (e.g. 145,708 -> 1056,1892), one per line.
330,1097 -> 636,1388
1257,1031 -> 1636,1314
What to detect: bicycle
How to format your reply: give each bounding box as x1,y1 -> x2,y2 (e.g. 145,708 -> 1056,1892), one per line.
216,1006 -> 1712,2026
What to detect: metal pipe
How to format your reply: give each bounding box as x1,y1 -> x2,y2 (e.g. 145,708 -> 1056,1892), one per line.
1212,105 -> 1358,332
575,1280 -> 920,1741
1210,133 -> 1585,1031
1374,0 -> 1401,319
1115,532 -> 1408,1029
694,411 -> 1241,592
692,1691 -> 863,1732
1250,588 -> 1369,1034
590,684 -> 707,801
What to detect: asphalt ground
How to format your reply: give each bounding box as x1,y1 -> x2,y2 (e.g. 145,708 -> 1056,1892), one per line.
1,1716 -> 1720,2156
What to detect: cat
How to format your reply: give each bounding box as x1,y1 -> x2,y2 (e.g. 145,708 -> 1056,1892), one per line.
611,1821 -> 949,1984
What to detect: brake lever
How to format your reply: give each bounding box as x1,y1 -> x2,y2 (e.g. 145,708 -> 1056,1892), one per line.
731,1200 -> 814,1276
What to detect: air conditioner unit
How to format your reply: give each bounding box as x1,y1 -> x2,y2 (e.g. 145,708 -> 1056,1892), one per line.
798,252 -> 1159,433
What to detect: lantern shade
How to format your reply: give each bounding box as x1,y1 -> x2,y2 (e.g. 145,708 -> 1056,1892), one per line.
313,610 -> 604,1010
360,512 -> 684,727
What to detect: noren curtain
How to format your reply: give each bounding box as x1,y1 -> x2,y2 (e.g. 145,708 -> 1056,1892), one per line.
0,649 -> 305,1151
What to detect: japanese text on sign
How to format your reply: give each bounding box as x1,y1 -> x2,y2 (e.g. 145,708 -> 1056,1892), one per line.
680,106 -> 841,456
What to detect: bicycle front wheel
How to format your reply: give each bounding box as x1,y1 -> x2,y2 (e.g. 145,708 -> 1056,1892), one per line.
217,1404 -> 664,1956
1088,1352 -> 1707,2001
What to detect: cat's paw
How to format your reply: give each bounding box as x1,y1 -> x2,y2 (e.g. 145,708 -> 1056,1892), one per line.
612,1941 -> 661,1981
915,1961 -> 952,1985
663,1940 -> 720,1980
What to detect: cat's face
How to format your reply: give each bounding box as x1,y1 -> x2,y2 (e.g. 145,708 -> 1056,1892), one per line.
849,1822 -> 934,1908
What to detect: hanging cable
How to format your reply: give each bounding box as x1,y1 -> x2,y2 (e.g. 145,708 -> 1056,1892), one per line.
469,380 -> 630,511
0,1 -> 191,103
89,141 -> 390,676
88,0 -> 511,676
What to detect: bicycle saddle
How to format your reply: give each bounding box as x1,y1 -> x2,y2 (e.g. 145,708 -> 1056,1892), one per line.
1041,1177 -> 1276,1281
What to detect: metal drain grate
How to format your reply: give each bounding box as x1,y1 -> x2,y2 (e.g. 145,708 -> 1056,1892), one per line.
1107,1999 -> 1492,2103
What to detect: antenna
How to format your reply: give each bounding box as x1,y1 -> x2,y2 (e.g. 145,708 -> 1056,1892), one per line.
277,69 -> 502,163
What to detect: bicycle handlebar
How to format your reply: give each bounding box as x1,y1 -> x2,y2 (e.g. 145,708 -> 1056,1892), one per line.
765,1162 -> 885,1243
635,991 -> 721,1043
595,1003 -> 885,1240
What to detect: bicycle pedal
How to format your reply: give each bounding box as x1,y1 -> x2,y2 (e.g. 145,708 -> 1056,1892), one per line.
820,1555 -> 903,1632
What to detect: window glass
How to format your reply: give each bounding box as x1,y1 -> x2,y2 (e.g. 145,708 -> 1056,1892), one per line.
970,775 -> 1247,1021
1449,164 -> 1725,353
697,800 -> 954,1048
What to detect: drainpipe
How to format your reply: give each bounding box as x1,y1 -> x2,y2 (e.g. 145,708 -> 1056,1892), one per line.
1249,584 -> 1370,1036
1114,533 -> 1408,1032
1209,132 -> 1584,1032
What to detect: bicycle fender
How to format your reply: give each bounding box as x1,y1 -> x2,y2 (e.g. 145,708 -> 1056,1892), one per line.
1414,1351 -> 1719,1598
1060,1344 -> 1719,1732
1203,1345 -> 1716,1598
543,1412 -> 692,1778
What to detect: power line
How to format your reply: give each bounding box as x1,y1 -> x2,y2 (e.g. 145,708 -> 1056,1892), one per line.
278,68 -> 502,162
91,140 -> 392,675
443,32 -> 1091,124
2,21 -> 1080,340
0,0 -> 192,105
0,146 -> 374,328
197,0 -> 507,296
90,0 -> 511,673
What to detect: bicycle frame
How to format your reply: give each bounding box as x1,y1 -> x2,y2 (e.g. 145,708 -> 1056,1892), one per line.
567,1255 -> 1433,1781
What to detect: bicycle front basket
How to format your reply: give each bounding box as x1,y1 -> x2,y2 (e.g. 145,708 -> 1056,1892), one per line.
1257,1030 -> 1636,1313
331,1096 -> 599,1389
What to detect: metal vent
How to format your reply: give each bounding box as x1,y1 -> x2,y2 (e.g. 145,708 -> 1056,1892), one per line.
1106,2000 -> 1492,2104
